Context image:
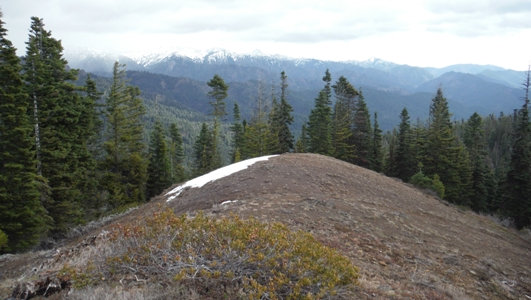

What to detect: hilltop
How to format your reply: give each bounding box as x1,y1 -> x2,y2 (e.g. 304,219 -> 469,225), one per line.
1,154 -> 529,299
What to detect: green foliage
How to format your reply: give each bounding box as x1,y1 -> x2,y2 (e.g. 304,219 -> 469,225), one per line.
193,123 -> 215,175
88,210 -> 359,298
23,16 -> 87,235
502,69 -> 531,229
307,70 -> 333,155
147,121 -> 172,198
168,123 -> 185,183
269,71 -> 294,153
0,14 -> 50,251
352,91 -> 372,168
393,108 -> 416,181
410,171 -> 445,199
102,62 -> 148,208
231,103 -> 245,162
371,112 -> 383,172
331,76 -> 357,162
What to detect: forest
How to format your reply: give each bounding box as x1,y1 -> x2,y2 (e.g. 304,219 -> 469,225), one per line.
0,15 -> 529,253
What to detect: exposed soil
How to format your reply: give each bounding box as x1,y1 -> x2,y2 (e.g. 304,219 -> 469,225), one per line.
1,153 -> 530,299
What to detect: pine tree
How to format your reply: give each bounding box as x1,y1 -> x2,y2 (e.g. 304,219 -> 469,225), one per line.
393,108 -> 416,181
269,71 -> 294,153
352,90 -> 372,168
424,88 -> 468,204
307,70 -> 333,155
231,103 -> 245,162
102,62 -> 147,208
194,123 -> 214,175
294,125 -> 309,153
23,17 -> 87,234
503,69 -> 531,228
147,121 -> 172,198
331,76 -> 357,162
169,123 -> 185,183
371,112 -> 383,172
0,14 -> 49,252
207,74 -> 228,169
464,112 -> 491,212
243,83 -> 278,157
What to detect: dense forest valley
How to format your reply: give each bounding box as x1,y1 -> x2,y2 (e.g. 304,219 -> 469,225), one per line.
0,12 -> 530,265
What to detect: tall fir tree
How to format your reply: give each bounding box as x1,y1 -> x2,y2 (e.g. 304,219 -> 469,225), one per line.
331,76 -> 357,162
424,88 -> 468,204
269,71 -> 294,153
147,121 -> 172,198
502,69 -> 531,228
393,108 -> 416,181
207,74 -> 228,169
194,123 -> 214,175
371,112 -> 383,172
23,17 -> 88,234
102,62 -> 147,208
231,103 -> 245,162
352,90 -> 372,168
169,123 -> 185,183
0,13 -> 50,252
464,112 -> 491,212
307,70 -> 333,155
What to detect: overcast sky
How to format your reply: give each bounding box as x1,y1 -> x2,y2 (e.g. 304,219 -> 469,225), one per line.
2,0 -> 531,70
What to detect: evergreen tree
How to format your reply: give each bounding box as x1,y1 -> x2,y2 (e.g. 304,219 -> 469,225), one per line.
194,123 -> 214,175
371,112 -> 383,172
424,88 -> 468,204
0,14 -> 49,252
294,125 -> 309,153
207,74 -> 228,169
147,121 -> 172,198
464,112 -> 491,212
231,103 -> 245,162
269,71 -> 294,153
243,83 -> 278,157
394,108 -> 416,181
23,17 -> 87,234
102,62 -> 147,208
169,123 -> 185,182
331,76 -> 357,162
352,90 -> 372,168
503,69 -> 531,228
307,70 -> 333,155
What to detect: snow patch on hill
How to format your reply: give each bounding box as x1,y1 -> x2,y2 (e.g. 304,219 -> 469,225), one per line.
165,155 -> 278,202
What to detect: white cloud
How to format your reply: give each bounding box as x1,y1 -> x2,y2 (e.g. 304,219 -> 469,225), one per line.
1,0 -> 530,70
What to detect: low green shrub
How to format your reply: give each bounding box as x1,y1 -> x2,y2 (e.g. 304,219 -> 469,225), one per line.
410,171 -> 445,198
0,229 -> 8,250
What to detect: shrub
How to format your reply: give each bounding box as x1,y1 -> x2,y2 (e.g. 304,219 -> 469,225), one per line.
72,209 -> 359,299
410,171 -> 445,198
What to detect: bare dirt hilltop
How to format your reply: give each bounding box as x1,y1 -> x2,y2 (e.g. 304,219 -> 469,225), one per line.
1,153 -> 530,299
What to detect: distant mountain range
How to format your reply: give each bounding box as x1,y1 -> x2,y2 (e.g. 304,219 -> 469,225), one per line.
67,50 -> 527,130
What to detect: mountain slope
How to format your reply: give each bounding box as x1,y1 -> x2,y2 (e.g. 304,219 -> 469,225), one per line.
2,154 -> 528,299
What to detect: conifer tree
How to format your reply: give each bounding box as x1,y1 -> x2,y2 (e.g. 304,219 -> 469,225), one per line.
169,123 -> 185,182
294,125 -> 309,153
23,17 -> 87,233
102,62 -> 147,208
147,121 -> 172,198
352,90 -> 372,168
0,14 -> 49,251
331,76 -> 357,162
269,71 -> 294,153
194,123 -> 214,175
243,83 -> 278,157
207,74 -> 228,169
307,70 -> 333,155
394,108 -> 416,181
503,69 -> 531,228
231,103 -> 245,162
371,112 -> 383,172
464,112 -> 491,212
424,88 -> 468,204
